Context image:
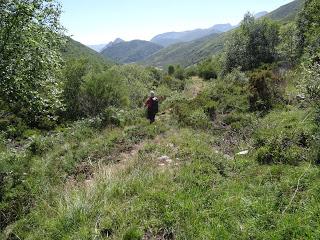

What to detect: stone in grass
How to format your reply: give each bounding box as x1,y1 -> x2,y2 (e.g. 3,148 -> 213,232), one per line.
236,150 -> 249,155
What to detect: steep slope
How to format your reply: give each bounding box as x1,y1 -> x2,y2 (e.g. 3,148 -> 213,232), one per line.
151,23 -> 233,47
145,0 -> 303,68
267,0 -> 304,22
62,37 -> 113,65
101,40 -> 163,64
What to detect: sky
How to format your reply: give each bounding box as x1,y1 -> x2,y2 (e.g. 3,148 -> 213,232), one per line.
60,0 -> 294,45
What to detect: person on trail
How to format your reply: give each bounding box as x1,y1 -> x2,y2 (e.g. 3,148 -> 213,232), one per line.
145,91 -> 159,124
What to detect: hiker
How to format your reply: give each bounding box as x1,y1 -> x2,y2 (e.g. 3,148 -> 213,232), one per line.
145,91 -> 159,123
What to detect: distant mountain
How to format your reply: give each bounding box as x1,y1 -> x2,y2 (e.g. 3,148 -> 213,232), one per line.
144,32 -> 226,68
62,38 -> 113,65
88,38 -> 125,52
151,23 -> 234,47
144,0 -> 304,68
101,40 -> 163,64
101,38 -> 125,52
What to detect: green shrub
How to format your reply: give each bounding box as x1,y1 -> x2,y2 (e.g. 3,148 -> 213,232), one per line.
80,70 -> 129,116
198,59 -> 218,80
185,66 -> 198,78
101,107 -> 125,127
168,65 -> 175,75
163,75 -> 186,91
174,65 -> 186,80
123,227 -> 142,240
198,77 -> 249,114
254,108 -> 315,165
249,69 -> 285,112
187,109 -> 210,129
4,118 -> 28,139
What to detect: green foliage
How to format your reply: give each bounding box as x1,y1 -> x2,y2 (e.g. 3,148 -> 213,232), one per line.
277,23 -> 300,66
254,108 -> 315,165
163,75 -> 186,91
248,68 -> 285,112
223,13 -> 280,73
297,0 -> 320,56
0,0 -> 65,127
110,65 -> 154,108
184,66 -> 198,78
200,69 -> 249,114
173,65 -> 186,80
301,61 -> 320,109
168,65 -> 175,75
80,70 -> 129,117
170,94 -> 215,129
123,227 -> 143,240
100,107 -> 127,127
197,58 -> 218,80
63,58 -> 95,119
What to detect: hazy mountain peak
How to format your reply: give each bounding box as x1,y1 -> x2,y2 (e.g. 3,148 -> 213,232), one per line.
151,23 -> 233,47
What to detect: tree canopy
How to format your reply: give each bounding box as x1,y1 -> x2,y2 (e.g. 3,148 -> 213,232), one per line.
0,0 -> 64,127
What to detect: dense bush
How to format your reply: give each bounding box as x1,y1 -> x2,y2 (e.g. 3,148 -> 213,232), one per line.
170,95 -> 214,129
62,58 -> 104,120
197,59 -> 218,80
197,55 -> 221,80
254,108 -> 315,165
168,65 -> 175,75
248,68 -> 285,112
173,65 -> 186,80
110,65 -> 154,108
199,70 -> 249,114
163,75 -> 186,91
80,70 -> 129,117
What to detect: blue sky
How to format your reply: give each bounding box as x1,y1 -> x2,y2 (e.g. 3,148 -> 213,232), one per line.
60,0 -> 293,45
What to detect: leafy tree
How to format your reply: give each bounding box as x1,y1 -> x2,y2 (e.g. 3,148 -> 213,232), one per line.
297,0 -> 320,56
277,23 -> 300,66
0,0 -> 65,127
223,13 -> 280,73
168,65 -> 175,75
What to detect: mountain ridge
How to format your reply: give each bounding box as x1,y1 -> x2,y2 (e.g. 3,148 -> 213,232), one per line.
101,40 -> 163,64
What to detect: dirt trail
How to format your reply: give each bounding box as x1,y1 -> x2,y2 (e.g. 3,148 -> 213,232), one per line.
74,77 -> 207,187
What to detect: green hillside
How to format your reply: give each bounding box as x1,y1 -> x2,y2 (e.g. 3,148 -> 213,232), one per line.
144,32 -> 225,68
101,40 -> 163,64
62,37 -> 114,65
267,0 -> 304,22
